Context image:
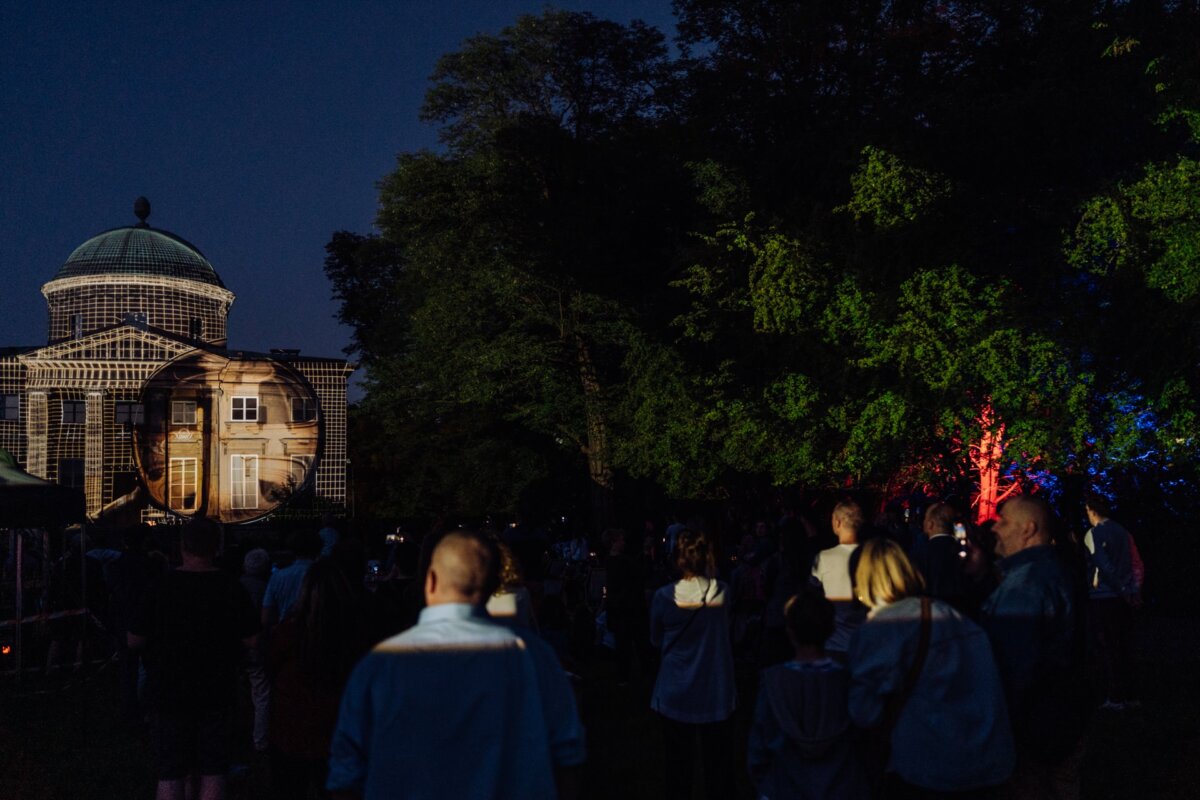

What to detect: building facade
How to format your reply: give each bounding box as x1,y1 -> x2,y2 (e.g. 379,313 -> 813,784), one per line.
0,200 -> 353,524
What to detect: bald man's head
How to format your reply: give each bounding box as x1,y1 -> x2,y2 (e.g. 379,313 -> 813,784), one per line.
425,531 -> 502,607
923,502 -> 958,538
832,500 -> 864,544
993,495 -> 1055,558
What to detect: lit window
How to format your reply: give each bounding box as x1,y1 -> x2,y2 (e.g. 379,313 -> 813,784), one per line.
171,401 -> 197,425
231,396 -> 259,422
115,402 -> 144,426
0,394 -> 18,421
62,401 -> 86,424
71,313 -> 83,339
231,455 -> 258,509
189,318 -> 203,339
169,457 -> 198,511
291,397 -> 316,422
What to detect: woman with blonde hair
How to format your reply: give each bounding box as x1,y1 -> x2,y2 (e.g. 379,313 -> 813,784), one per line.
848,538 -> 1014,798
649,527 -> 736,800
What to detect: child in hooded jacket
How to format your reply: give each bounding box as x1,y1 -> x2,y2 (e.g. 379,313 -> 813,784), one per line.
748,584 -> 868,800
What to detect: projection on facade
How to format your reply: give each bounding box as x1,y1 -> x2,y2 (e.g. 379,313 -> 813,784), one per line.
0,198 -> 352,524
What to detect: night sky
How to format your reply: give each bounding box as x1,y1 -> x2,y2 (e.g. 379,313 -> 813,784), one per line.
1,1 -> 675,397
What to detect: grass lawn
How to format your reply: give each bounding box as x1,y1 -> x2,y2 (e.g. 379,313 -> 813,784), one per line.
2,613 -> 1198,799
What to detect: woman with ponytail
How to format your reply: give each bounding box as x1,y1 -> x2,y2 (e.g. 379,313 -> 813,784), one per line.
649,527 -> 736,800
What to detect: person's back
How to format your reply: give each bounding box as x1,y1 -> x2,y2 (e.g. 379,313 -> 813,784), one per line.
750,586 -> 867,800
142,568 -> 257,710
847,538 -> 1013,794
811,543 -> 863,654
328,605 -> 556,799
263,531 -> 322,625
326,530 -> 582,800
811,501 -> 869,656
849,597 -> 1013,791
1085,517 -> 1134,599
650,577 -> 736,723
919,504 -> 969,612
128,519 -> 259,800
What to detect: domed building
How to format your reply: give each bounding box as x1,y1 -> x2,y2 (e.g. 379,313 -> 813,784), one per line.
0,199 -> 353,524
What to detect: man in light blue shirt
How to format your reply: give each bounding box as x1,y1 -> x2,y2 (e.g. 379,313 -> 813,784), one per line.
327,531 -> 584,800
262,530 -> 321,628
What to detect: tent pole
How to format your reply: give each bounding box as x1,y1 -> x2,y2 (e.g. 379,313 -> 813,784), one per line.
14,530 -> 22,683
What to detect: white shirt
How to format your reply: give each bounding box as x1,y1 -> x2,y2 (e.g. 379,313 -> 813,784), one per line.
811,543 -> 858,601
649,577 -> 736,723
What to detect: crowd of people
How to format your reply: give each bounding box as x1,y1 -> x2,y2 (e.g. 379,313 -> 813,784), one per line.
88,491 -> 1143,800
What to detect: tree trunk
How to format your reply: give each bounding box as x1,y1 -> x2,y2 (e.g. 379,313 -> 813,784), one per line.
971,403 -> 1021,523
576,335 -> 615,531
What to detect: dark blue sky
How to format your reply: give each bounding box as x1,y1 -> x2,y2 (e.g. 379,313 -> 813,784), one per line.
1,1 -> 676,395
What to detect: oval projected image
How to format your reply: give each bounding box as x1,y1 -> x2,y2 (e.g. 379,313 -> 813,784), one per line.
134,350 -> 321,524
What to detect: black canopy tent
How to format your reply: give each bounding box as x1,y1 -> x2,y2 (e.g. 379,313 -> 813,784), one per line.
0,448 -> 86,527
0,448 -> 87,680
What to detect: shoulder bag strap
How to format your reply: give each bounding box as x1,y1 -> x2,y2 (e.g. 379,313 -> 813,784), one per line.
881,596 -> 933,734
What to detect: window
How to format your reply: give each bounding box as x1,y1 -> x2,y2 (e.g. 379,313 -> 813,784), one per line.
291,397 -> 316,422
230,455 -> 258,509
0,394 -> 18,421
169,457 -> 198,511
115,402 -> 144,426
71,313 -> 83,339
231,396 -> 258,422
189,318 -> 204,339
290,455 -> 313,488
62,401 -> 86,424
58,459 -> 84,489
171,401 -> 196,426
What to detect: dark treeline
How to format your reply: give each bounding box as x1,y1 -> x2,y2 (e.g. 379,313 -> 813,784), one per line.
326,1 -> 1200,531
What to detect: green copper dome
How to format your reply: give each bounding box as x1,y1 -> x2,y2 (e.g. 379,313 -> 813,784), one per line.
54,226 -> 225,287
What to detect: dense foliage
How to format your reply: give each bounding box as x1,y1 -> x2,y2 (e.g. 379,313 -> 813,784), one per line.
328,1 -> 1200,524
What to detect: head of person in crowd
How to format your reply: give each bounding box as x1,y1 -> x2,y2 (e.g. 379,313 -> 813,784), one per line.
293,558 -> 371,689
289,529 -> 323,561
425,530 -> 502,607
602,528 -> 627,556
993,495 -> 1056,559
923,502 -> 958,539
964,522 -> 997,579
854,537 -> 925,611
243,547 -> 271,578
493,537 -> 523,593
1083,491 -> 1112,526
784,584 -> 835,656
676,527 -> 716,580
831,500 -> 865,545
180,517 -> 220,565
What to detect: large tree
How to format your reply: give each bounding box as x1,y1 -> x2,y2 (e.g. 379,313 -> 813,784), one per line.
617,0 -> 1200,510
331,2 -> 1200,524
329,11 -> 687,523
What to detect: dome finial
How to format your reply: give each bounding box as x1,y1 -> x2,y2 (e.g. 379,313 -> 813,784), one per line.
134,196 -> 151,226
